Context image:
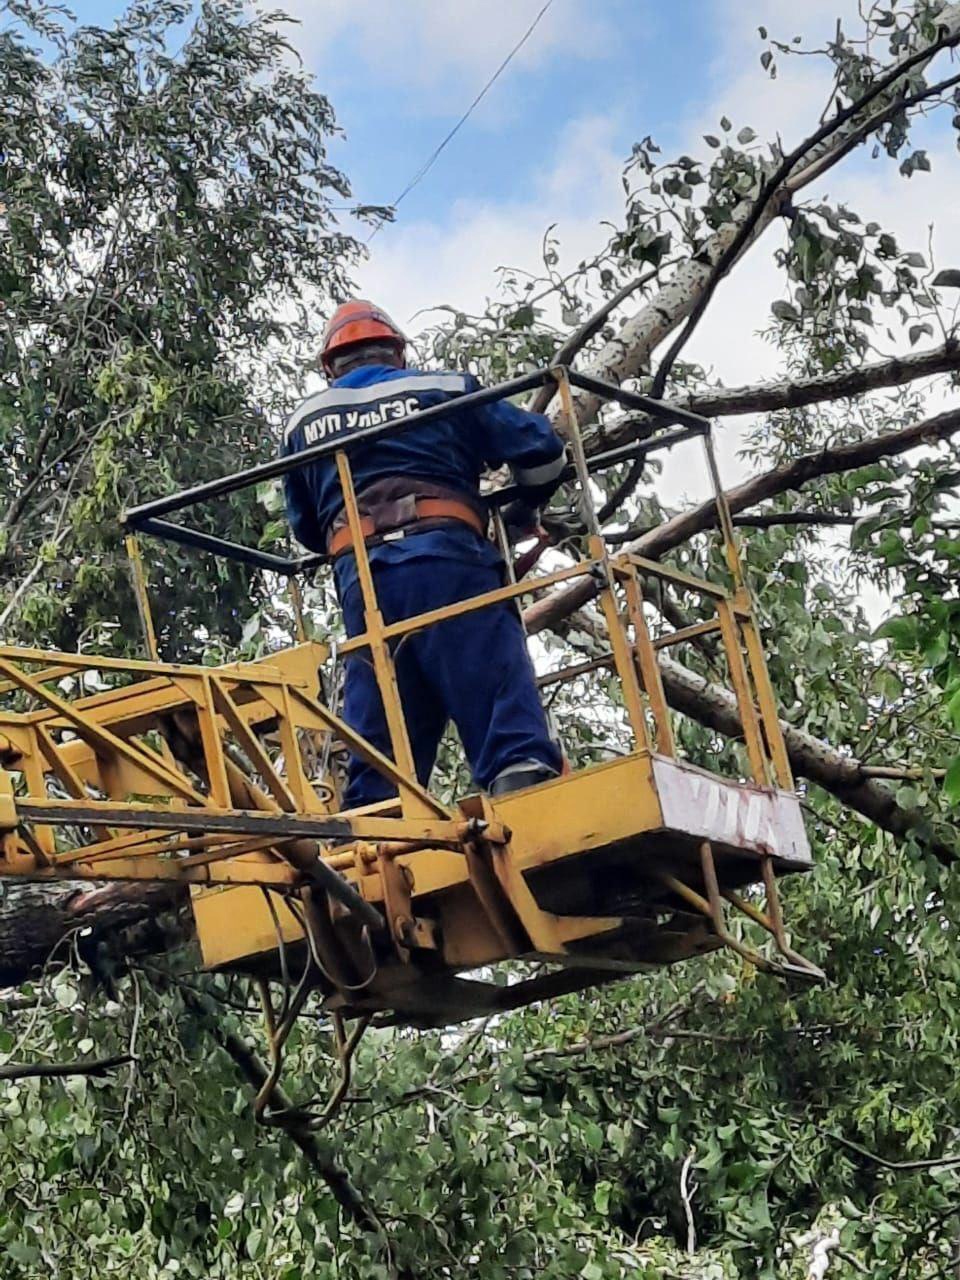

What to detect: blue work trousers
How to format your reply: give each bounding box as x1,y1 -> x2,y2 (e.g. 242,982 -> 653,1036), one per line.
338,554 -> 561,807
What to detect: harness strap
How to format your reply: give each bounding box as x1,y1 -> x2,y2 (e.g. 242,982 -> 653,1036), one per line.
327,498 -> 486,558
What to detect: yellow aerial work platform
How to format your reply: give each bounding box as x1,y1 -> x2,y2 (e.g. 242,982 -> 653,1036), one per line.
0,366 -> 818,1116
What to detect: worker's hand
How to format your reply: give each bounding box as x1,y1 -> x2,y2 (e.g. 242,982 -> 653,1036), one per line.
502,499 -> 541,542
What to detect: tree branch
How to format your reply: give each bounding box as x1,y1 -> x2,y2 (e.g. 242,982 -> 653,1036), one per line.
554,6 -> 960,437
650,21 -> 960,399
591,34 -> 960,519
590,341 -> 960,453
733,511 -> 861,529
825,1130 -> 960,1172
527,263 -> 672,415
613,506 -> 960,541
607,511 -> 860,542
0,1054 -> 133,1081
181,986 -> 413,1279
525,402 -> 960,634
0,880 -> 188,989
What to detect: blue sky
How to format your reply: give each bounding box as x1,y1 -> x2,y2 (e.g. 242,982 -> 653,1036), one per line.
58,0 -> 960,483
67,0 -> 720,246
306,0 -> 715,226
62,1 -> 752,304
58,1 -> 956,303
53,0 -> 960,622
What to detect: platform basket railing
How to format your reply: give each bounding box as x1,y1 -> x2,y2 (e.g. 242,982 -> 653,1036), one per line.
0,363 -> 801,953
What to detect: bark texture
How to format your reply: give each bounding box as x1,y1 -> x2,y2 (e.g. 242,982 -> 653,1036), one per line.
0,880 -> 187,988
591,341 -> 960,451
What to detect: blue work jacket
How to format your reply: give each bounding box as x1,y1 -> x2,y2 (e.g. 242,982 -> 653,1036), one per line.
281,364 -> 565,592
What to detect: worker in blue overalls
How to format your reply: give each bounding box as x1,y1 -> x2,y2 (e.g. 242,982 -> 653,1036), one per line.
282,299 -> 566,807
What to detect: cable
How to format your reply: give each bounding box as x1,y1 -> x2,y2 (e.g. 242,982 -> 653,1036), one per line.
367,0 -> 557,242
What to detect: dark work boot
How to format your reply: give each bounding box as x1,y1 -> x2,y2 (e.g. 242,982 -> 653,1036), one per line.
489,760 -> 559,796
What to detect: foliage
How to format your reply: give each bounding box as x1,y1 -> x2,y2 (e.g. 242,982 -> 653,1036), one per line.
0,0 -> 368,656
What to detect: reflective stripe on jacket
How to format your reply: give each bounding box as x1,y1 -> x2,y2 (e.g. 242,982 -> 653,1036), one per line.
281,364 -> 565,554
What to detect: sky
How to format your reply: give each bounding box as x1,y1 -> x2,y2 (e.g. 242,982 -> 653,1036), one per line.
59,0 -> 960,604
63,1 -> 959,384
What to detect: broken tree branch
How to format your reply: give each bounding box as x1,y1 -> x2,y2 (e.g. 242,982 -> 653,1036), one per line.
555,6 -> 960,435
650,21 -> 960,399
0,880 -> 188,989
528,263 -> 672,415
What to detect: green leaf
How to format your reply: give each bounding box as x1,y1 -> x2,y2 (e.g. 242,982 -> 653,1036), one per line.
507,305 -> 536,329
943,756 -> 960,803
922,630 -> 949,667
873,616 -> 917,649
933,268 -> 960,288
895,784 -> 919,809
583,1121 -> 604,1151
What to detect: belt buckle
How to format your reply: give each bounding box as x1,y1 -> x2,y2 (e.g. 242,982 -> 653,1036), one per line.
381,528 -> 406,543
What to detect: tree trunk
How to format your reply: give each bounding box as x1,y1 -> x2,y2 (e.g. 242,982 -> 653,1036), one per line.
0,880 -> 188,987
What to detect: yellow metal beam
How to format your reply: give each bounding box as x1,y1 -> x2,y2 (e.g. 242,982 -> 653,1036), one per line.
286,686 -> 451,819
0,645 -> 310,685
12,797 -> 468,845
334,448 -> 427,821
0,658 -> 207,804
715,601 -> 769,785
621,553 -> 729,600
622,567 -> 675,756
339,559 -> 597,654
210,676 -> 299,812
652,618 -> 722,651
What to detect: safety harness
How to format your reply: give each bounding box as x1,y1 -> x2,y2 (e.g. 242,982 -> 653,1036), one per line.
326,478 -> 487,558
326,477 -> 553,578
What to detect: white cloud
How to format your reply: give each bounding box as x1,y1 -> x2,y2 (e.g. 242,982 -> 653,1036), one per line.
355,112 -> 625,329
278,0 -> 615,100
706,0 -> 863,142
340,0 -> 958,541
354,1 -> 869,392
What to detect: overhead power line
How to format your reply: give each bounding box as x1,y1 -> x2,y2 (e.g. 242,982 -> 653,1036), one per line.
367,0 -> 557,242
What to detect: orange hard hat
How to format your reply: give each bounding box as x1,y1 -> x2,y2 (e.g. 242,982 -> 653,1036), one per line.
320,299 -> 406,372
